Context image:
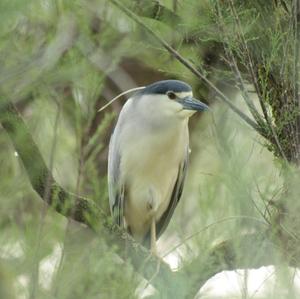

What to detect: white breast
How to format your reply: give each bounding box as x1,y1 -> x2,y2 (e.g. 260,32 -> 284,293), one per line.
119,116 -> 188,241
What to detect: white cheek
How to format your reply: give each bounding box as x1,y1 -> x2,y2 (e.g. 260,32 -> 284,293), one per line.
162,100 -> 196,118
161,100 -> 182,115
161,100 -> 196,119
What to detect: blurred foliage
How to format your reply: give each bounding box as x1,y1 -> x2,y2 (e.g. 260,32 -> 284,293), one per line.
0,0 -> 299,298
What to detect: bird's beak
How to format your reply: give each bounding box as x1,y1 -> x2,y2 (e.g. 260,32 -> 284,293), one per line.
178,96 -> 209,111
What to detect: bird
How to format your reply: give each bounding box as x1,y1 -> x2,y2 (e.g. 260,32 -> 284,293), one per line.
107,80 -> 208,254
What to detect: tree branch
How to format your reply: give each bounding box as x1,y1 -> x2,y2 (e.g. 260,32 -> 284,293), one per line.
180,231 -> 300,298
133,0 -> 181,25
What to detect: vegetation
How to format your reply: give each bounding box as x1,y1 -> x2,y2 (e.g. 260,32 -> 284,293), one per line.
0,0 -> 299,298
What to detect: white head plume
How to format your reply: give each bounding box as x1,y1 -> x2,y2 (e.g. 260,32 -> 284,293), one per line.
98,86 -> 145,112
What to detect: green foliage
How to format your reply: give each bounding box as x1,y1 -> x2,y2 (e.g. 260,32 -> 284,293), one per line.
0,0 -> 300,298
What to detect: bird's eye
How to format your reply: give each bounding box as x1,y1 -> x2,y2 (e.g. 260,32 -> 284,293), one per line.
167,91 -> 176,100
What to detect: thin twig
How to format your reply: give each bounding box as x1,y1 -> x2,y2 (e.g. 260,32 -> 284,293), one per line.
229,0 -> 289,162
162,215 -> 268,258
254,180 -> 273,221
228,1 -> 269,121
216,3 -> 265,127
294,0 -> 300,159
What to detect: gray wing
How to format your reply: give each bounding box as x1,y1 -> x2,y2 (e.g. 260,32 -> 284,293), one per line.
145,148 -> 189,244
107,130 -> 124,226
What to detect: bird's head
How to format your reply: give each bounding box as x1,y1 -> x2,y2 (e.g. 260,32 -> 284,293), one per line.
138,80 -> 209,119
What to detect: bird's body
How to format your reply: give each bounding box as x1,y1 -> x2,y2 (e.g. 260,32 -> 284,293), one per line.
110,97 -> 189,241
107,80 -> 208,252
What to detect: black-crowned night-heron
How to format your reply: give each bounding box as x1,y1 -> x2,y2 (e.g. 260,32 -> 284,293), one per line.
108,80 -> 208,254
